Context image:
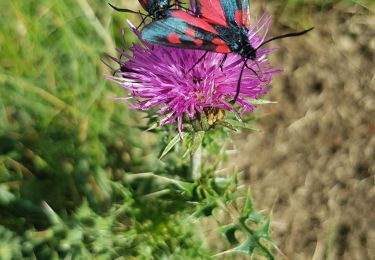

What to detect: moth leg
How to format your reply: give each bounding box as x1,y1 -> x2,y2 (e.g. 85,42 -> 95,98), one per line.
244,60 -> 262,80
233,61 -> 247,103
186,51 -> 209,74
113,29 -> 128,76
168,3 -> 195,14
136,12 -> 149,29
219,54 -> 228,72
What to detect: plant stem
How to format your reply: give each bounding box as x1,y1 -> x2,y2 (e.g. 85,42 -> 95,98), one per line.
191,145 -> 202,180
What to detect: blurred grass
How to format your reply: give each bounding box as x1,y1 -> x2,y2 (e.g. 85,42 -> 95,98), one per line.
0,0 -> 137,215
0,0 -> 372,258
0,0 -> 208,258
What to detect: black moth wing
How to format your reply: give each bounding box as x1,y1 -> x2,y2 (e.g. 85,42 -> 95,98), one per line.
141,11 -> 231,52
194,0 -> 250,27
237,0 -> 251,27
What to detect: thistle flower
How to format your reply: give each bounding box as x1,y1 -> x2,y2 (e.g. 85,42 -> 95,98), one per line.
107,17 -> 279,135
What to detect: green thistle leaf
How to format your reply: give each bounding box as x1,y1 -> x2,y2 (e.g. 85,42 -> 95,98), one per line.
217,121 -> 238,132
250,99 -> 277,105
233,237 -> 256,254
159,133 -> 182,159
194,202 -> 217,217
258,217 -> 273,242
220,224 -> 239,245
248,211 -> 263,224
225,119 -> 259,132
241,189 -> 254,218
190,131 -> 205,154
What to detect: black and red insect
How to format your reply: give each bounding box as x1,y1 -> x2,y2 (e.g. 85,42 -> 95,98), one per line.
141,0 -> 313,102
109,0 -> 183,27
109,1 -> 185,75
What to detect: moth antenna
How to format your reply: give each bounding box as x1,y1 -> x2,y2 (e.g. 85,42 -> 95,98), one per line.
108,3 -> 147,16
256,27 -> 314,50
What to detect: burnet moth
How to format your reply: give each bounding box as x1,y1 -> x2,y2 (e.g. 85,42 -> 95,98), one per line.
109,1 -> 187,76
141,0 -> 313,102
108,1 -> 186,27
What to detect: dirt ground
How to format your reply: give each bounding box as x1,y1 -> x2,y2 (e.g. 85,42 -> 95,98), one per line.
234,4 -> 375,260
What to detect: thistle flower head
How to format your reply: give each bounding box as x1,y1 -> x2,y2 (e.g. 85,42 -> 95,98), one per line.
107,17 -> 280,134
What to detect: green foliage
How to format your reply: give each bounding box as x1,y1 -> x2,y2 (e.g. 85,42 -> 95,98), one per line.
154,121 -> 277,258
0,0 -> 208,258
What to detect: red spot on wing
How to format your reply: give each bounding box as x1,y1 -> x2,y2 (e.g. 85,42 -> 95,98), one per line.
235,9 -> 250,27
215,45 -> 231,53
198,0 -> 228,27
185,28 -> 196,38
243,10 -> 250,27
212,38 -> 231,53
212,38 -> 226,46
194,39 -> 203,46
171,11 -> 219,34
167,33 -> 182,44
235,10 -> 242,25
